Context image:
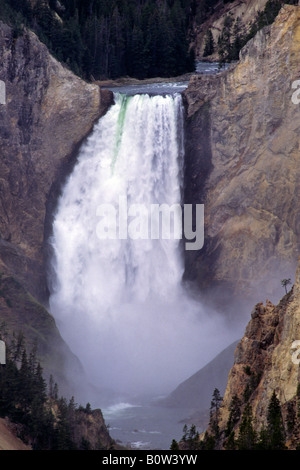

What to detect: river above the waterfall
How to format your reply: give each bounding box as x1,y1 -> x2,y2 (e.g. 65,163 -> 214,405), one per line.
104,80 -> 189,96
101,61 -> 228,96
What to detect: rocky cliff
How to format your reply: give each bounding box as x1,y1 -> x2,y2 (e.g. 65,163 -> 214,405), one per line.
0,21 -> 113,303
183,5 -> 300,310
0,21 -> 113,396
190,0 -> 269,59
198,257 -> 300,449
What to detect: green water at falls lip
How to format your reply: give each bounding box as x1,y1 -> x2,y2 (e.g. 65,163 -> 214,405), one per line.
111,94 -> 132,175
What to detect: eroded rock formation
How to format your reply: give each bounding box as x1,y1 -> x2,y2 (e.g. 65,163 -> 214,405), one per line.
0,21 -> 113,302
190,0 -> 269,59
183,5 -> 300,308
203,257 -> 300,448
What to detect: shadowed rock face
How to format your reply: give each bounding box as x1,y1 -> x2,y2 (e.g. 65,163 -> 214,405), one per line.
0,22 -> 113,398
183,5 -> 300,309
0,21 -> 113,303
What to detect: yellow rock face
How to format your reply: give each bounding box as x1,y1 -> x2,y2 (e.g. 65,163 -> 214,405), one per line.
192,0 -> 270,58
215,258 -> 300,447
0,24 -> 113,300
183,6 -> 300,307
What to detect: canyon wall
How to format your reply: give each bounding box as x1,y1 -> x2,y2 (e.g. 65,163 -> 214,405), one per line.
1,3 -> 300,406
204,257 -> 300,449
190,0 -> 269,59
0,21 -> 113,303
0,21 -> 113,395
183,5 -> 300,310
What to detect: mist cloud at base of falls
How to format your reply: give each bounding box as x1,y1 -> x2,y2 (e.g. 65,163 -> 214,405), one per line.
49,92 -> 241,399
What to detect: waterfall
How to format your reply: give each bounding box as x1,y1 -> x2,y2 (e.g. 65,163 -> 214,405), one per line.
49,92 -> 232,398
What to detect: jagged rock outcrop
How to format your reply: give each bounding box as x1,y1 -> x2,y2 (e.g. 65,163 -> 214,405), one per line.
43,403 -> 116,450
183,5 -> 300,308
190,0 -> 269,59
70,408 -> 116,450
0,21 -> 113,302
204,257 -> 300,449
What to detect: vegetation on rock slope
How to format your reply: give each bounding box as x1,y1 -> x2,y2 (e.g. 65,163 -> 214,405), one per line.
0,325 -> 115,450
173,265 -> 300,450
1,0 -> 298,81
216,0 -> 297,64
194,0 -> 298,62
0,273 -> 85,400
0,0 -> 195,80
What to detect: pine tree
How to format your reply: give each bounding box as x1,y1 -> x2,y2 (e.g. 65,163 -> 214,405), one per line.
33,363 -> 47,406
209,388 -> 222,440
230,17 -> 245,60
286,400 -> 296,435
217,14 -> 234,65
236,403 -> 257,450
203,29 -> 214,57
266,391 -> 286,450
48,374 -> 54,399
256,424 -> 270,450
109,7 -> 126,78
19,348 -> 32,412
53,381 -> 59,400
85,402 -> 92,414
225,394 -> 242,437
182,424 -> 188,442
187,424 -> 200,449
170,439 -> 179,450
10,331 -> 25,363
224,430 -> 236,450
180,424 -> 200,450
0,353 -> 19,418
170,0 -> 192,74
54,397 -> 76,450
129,25 -> 146,79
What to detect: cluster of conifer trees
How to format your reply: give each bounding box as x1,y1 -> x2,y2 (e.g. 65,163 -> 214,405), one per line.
203,0 -> 298,64
1,0 -> 298,80
174,380 -> 300,450
0,0 -> 195,80
0,326 -> 107,450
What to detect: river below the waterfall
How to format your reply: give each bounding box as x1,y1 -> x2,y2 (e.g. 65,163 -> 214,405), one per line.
102,400 -> 204,450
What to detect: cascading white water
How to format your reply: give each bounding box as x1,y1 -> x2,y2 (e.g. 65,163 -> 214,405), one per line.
49,93 -> 233,398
